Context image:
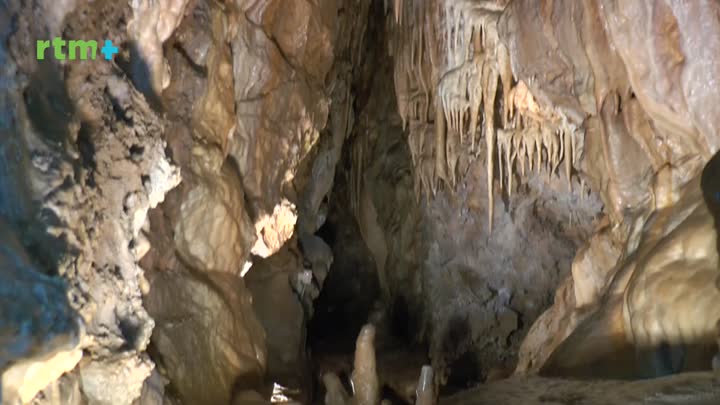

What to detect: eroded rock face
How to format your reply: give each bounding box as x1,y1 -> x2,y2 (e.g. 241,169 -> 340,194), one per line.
355,0 -> 720,386
1,0 -> 181,403
0,223 -> 82,405
344,2 -> 602,383
6,0 -> 720,402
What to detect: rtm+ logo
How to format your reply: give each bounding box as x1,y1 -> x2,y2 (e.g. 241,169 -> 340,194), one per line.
36,38 -> 119,61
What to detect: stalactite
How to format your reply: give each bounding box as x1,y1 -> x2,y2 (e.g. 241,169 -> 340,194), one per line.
435,96 -> 448,190
483,63 -> 498,232
387,1 -> 581,233
532,123 -> 542,173
563,126 -> 572,191
497,129 -> 513,193
498,43 -> 513,128
526,130 -> 536,173
518,132 -> 527,177
469,56 -> 484,152
446,113 -> 460,188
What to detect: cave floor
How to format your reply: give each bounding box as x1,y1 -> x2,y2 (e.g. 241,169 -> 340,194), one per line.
442,372 -> 720,405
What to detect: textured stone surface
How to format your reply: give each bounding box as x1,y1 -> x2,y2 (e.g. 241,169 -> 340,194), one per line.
229,0 -> 332,228
79,357 -> 154,405
0,223 -> 82,405
1,1 -> 180,403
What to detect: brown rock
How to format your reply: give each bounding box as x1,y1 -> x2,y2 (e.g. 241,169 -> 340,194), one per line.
145,271 -> 266,405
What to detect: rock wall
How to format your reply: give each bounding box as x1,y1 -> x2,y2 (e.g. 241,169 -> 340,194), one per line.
1,1 -> 181,403
0,0 -> 370,403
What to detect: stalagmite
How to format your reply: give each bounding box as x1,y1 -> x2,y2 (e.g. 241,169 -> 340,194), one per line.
323,373 -> 351,405
350,324 -> 380,405
415,365 -> 435,405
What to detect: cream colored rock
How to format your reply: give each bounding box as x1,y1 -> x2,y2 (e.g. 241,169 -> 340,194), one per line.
323,373 -> 351,405
514,275 -> 578,374
351,325 -> 380,405
0,221 -> 83,405
251,199 -> 298,258
191,5 -> 236,151
2,348 -> 82,404
624,181 -> 720,347
540,175 -> 720,377
128,0 -> 190,95
572,228 -> 622,308
79,357 -> 154,405
174,163 -> 256,274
